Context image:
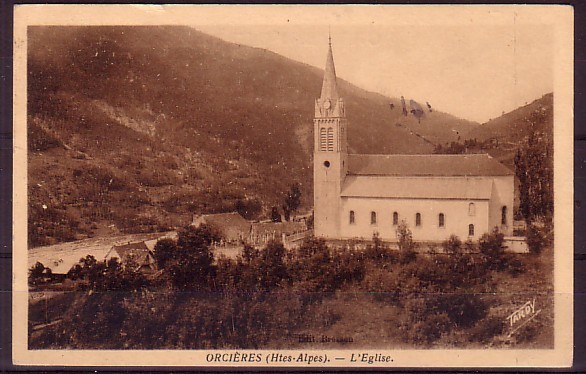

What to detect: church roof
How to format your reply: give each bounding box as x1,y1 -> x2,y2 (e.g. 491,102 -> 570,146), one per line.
347,154 -> 514,177
341,176 -> 494,200
320,40 -> 339,100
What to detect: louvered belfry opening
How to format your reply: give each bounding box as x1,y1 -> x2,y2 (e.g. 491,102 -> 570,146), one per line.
326,127 -> 334,151
320,128 -> 327,151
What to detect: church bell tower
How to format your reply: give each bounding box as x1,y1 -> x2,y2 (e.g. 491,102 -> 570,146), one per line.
313,36 -> 347,239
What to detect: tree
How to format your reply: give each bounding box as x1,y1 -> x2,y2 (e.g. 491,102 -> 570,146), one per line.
396,221 -> 416,263
270,206 -> 281,222
236,241 -> 289,292
165,224 -> 220,290
478,227 -> 505,259
478,227 -> 508,271
514,131 -> 553,223
282,183 -> 301,221
526,224 -> 546,255
234,199 -> 262,220
153,238 -> 177,269
29,261 -> 47,286
67,255 -> 148,291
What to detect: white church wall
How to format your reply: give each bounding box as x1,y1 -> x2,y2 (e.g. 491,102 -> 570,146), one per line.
339,197 -> 491,242
488,176 -> 515,235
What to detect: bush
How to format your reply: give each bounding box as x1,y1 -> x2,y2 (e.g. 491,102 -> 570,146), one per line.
478,228 -> 507,271
162,225 -> 219,290
468,316 -> 505,344
442,234 -> 462,255
527,224 -> 546,255
29,261 -> 49,286
502,254 -> 527,277
364,233 -> 398,263
67,255 -> 149,291
396,221 -> 417,264
234,198 -> 262,220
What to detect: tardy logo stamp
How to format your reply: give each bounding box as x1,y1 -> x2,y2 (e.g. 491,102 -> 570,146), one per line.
506,298 -> 541,337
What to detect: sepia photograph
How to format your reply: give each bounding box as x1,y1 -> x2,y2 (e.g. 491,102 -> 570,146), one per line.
12,4 -> 573,368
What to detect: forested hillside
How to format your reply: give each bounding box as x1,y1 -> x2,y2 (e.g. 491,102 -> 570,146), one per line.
27,26 -> 477,247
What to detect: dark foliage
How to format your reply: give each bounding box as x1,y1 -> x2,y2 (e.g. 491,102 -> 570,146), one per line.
514,131 -> 553,223
526,224 -> 546,255
29,262 -> 50,286
270,206 -> 282,222
67,255 -> 148,291
234,198 -> 262,220
161,224 -> 219,290
290,237 -> 365,293
282,183 -> 301,221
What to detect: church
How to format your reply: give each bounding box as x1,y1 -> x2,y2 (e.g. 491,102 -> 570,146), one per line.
313,40 -> 514,242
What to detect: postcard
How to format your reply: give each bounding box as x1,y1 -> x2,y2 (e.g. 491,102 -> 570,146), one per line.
12,4 -> 573,368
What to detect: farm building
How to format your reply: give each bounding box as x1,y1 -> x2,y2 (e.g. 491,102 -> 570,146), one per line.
104,241 -> 157,272
192,212 -> 310,248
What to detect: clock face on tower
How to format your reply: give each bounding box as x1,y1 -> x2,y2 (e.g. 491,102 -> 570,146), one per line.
323,99 -> 331,109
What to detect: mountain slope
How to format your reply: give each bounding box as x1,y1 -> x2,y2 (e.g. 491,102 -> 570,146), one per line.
439,93 -> 554,171
27,25 -> 478,246
464,93 -> 553,143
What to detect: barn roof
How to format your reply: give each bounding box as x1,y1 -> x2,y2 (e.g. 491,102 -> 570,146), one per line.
347,154 -> 513,177
107,241 -> 151,262
341,176 -> 494,200
197,212 -> 252,240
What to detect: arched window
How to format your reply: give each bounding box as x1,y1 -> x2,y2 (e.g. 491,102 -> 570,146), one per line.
438,213 -> 445,228
468,202 -> 476,216
501,206 -> 507,225
319,128 -> 326,151
349,210 -> 355,224
371,211 -> 377,225
393,212 -> 398,225
415,213 -> 421,226
469,224 -> 475,236
326,127 -> 334,151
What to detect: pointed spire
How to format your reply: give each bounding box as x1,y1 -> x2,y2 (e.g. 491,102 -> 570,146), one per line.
320,34 -> 339,101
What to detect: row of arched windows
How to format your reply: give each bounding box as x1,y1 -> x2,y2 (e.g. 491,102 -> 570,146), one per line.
319,127 -> 334,151
348,205 -> 507,235
350,211 -> 446,228
349,210 -> 477,236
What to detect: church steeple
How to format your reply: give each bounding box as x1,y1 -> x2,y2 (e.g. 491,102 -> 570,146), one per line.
315,36 -> 345,119
320,36 -> 339,101
313,33 -> 347,239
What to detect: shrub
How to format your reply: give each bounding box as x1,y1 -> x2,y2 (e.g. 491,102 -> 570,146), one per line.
443,234 -> 462,255
361,266 -> 401,303
502,254 -> 527,277
468,316 -> 505,344
478,228 -> 508,271
290,238 -> 365,294
153,238 -> 177,269
29,261 -> 48,286
163,225 -> 219,290
396,221 -> 417,264
526,224 -> 546,255
234,198 -> 262,220
364,233 -> 397,263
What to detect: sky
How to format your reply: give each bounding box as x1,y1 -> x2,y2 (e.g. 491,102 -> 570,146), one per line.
18,5 -> 559,124
181,6 -> 556,124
